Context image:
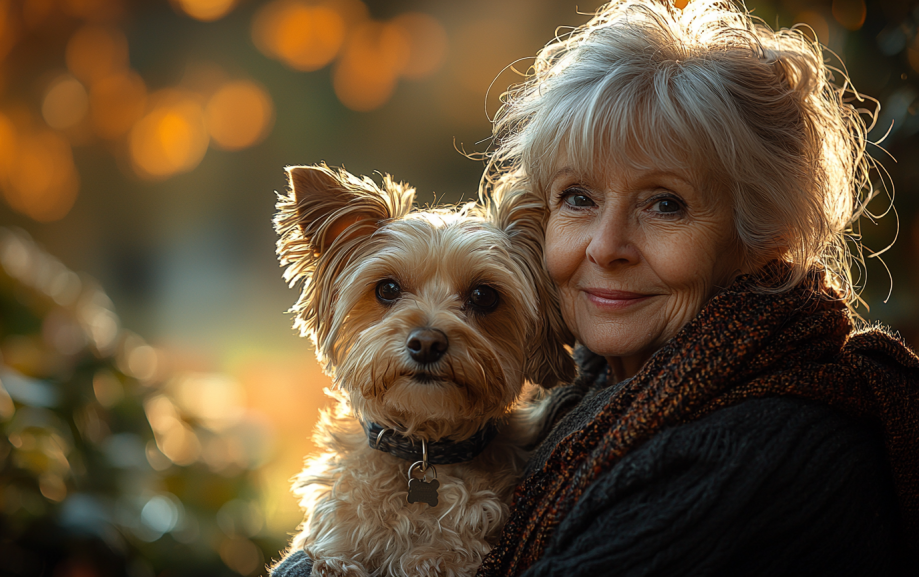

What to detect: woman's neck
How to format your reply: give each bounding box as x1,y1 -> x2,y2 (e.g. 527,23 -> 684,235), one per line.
605,355 -> 648,383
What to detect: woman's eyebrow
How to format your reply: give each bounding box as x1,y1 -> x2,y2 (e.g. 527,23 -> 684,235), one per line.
635,169 -> 696,189
548,167 -> 577,186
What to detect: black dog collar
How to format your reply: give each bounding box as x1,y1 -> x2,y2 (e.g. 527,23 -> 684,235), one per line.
362,421 -> 498,465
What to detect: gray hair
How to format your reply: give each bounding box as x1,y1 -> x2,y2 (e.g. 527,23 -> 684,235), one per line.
482,0 -> 881,302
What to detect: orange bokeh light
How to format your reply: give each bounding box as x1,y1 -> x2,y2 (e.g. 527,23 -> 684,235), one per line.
129,91 -> 210,180
2,130 -> 79,222
794,11 -> 830,45
60,0 -> 122,21
66,25 -> 129,86
42,75 -> 89,130
832,0 -> 866,32
0,111 -> 17,179
90,71 -> 147,140
390,12 -> 448,80
333,21 -> 410,111
909,42 -> 919,76
0,0 -> 19,63
205,81 -> 275,151
252,0 -> 347,72
22,0 -> 54,29
171,0 -> 237,22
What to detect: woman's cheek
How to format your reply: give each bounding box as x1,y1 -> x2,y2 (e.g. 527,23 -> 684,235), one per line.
545,215 -> 586,342
544,215 -> 584,284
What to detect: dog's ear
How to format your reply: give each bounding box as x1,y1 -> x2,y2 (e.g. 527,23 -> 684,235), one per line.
276,163 -> 415,365
486,176 -> 576,389
283,164 -> 414,255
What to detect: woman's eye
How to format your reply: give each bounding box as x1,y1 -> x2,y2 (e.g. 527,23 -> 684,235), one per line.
468,285 -> 499,311
376,279 -> 401,304
562,190 -> 595,208
651,197 -> 683,214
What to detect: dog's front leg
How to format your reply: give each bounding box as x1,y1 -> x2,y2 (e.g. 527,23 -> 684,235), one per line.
309,556 -> 368,577
297,493 -> 373,577
299,518 -> 370,577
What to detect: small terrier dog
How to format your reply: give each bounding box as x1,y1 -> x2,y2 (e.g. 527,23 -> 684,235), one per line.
275,164 -> 574,577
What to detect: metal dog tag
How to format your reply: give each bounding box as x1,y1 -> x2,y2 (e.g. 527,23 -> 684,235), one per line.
407,461 -> 439,507
407,478 -> 440,507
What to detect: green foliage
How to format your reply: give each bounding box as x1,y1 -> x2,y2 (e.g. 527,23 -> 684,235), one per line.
0,228 -> 282,577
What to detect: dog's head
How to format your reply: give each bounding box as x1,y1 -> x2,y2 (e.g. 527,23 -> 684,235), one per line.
276,164 -> 574,439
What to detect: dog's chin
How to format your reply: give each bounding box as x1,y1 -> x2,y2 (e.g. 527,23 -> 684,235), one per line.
407,372 -> 449,386
383,375 -> 463,416
352,374 -> 507,440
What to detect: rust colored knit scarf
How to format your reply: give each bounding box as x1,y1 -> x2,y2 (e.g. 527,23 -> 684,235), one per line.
477,267 -> 919,575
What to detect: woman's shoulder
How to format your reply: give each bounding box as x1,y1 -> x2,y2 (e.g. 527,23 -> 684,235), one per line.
622,395 -> 892,487
529,396 -> 906,576
270,550 -> 313,577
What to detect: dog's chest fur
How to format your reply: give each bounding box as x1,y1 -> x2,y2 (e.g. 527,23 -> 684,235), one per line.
290,406 -> 531,577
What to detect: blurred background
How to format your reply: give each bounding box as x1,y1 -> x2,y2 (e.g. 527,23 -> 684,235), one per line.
0,0 -> 916,575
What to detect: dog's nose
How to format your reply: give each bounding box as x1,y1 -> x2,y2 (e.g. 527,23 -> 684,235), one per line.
406,328 -> 448,364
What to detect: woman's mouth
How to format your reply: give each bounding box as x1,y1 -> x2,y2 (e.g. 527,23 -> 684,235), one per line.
582,289 -> 655,309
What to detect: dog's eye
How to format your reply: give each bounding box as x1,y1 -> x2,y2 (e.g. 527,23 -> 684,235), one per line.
376,279 -> 401,304
468,285 -> 498,311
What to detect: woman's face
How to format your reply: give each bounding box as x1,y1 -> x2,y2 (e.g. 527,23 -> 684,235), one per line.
545,156 -> 748,379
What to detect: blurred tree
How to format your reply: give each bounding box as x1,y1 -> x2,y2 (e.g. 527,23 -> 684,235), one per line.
0,227 -> 283,577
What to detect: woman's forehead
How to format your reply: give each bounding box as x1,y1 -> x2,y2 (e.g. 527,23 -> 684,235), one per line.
546,145 -> 705,190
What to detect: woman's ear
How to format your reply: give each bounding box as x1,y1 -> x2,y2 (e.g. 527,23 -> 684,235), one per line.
487,181 -> 576,389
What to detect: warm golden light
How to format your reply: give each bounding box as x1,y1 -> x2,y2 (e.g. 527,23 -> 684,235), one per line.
0,377 -> 14,420
909,35 -> 919,75
60,0 -> 122,21
390,12 -> 448,80
0,111 -> 16,179
128,344 -> 159,383
89,71 -> 147,140
172,0 -> 237,22
252,0 -> 347,72
2,130 -> 79,222
92,371 -> 124,408
39,472 -> 67,502
219,537 -> 263,575
0,0 -> 18,63
129,91 -> 210,180
22,0 -> 54,29
794,11 -> 830,44
205,80 -> 275,150
241,357 -> 332,534
66,25 -> 129,85
42,75 -> 89,130
832,0 -> 866,31
333,21 -> 410,111
144,395 -> 201,466
452,17 -> 528,123
170,373 -> 246,431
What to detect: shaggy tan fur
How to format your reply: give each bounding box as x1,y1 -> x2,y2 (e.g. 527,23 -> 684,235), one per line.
274,164 -> 574,577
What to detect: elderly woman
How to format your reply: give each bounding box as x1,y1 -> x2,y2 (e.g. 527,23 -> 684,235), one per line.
476,0 -> 917,575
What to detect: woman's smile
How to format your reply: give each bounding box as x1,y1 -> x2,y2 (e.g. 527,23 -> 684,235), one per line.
581,288 -> 657,309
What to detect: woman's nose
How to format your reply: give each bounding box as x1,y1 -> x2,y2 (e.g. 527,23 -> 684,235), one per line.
585,213 -> 639,268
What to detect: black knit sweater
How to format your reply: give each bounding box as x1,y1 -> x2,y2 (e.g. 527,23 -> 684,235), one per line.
271,353 -> 906,576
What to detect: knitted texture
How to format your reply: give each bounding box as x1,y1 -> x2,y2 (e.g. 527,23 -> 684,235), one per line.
525,397 -> 903,576
271,550 -> 312,577
477,265 -> 919,576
